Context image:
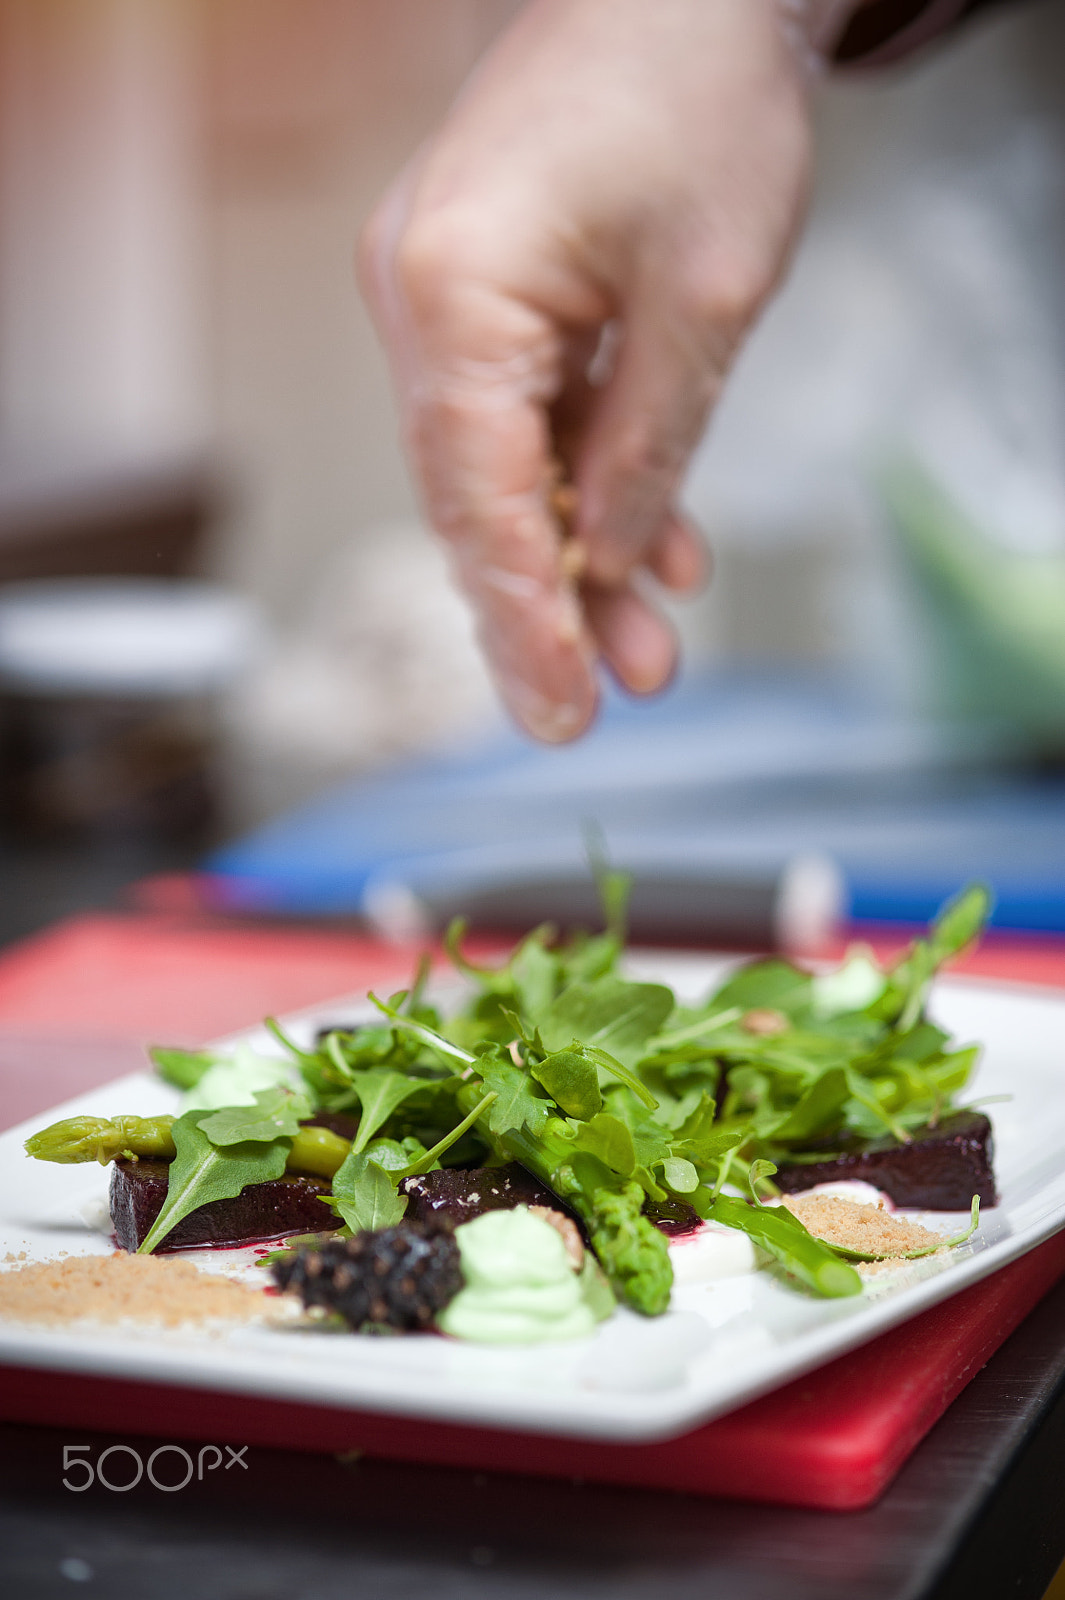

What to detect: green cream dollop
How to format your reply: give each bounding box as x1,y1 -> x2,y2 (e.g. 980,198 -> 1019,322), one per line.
437,1207 -> 609,1344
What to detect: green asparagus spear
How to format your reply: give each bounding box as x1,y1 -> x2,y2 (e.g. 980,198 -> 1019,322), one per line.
573,1175 -> 673,1316
499,1125 -> 674,1316
25,1114 -> 351,1180
286,1124 -> 351,1178
708,1195 -> 862,1298
25,1115 -> 177,1165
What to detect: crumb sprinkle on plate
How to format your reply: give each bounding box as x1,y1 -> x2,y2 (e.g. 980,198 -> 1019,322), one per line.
0,1251 -> 298,1329
781,1194 -> 946,1259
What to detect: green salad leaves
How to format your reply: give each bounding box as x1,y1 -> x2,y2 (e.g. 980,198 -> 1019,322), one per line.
28,879 -> 991,1308
137,1085 -> 317,1254
247,879 -> 988,1312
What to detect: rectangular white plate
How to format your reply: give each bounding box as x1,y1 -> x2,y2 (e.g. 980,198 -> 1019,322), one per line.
1,954 -> 1064,1444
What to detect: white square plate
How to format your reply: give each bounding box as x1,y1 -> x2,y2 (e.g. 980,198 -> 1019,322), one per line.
1,955 -> 1063,1444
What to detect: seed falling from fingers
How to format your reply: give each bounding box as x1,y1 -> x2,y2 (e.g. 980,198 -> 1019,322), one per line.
548,466 -> 588,580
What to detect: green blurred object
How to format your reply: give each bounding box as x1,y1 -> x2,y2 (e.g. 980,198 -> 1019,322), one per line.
882,456 -> 1065,754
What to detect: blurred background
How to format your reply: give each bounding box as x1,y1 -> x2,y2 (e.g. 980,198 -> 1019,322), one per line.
1,0 -> 1064,951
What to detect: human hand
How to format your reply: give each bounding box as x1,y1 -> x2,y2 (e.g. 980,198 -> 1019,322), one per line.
361,0 -> 857,741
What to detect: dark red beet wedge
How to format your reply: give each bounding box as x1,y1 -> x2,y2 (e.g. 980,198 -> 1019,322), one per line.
643,1196 -> 702,1237
399,1163 -> 565,1227
774,1111 -> 997,1210
110,1159 -> 343,1252
400,1164 -> 702,1237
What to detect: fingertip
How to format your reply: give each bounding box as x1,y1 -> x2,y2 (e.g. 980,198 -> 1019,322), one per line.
497,673 -> 600,743
583,584 -> 678,698
475,586 -> 601,743
649,512 -> 711,593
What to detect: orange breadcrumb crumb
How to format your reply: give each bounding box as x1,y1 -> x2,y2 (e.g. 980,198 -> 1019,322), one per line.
0,1252 -> 295,1328
781,1194 -> 944,1258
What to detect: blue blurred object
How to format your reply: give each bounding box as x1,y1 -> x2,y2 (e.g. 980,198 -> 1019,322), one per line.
206,670 -> 1065,940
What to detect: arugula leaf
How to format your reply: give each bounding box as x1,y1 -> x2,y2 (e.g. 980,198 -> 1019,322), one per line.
444,916 -> 509,988
530,1049 -> 603,1120
598,866 -> 631,947
558,931 -> 622,986
928,1045 -> 980,1096
477,1056 -> 553,1138
149,1047 -> 216,1092
396,1090 -> 498,1177
400,950 -> 432,1015
877,883 -> 992,1033
759,1067 -> 850,1144
885,1022 -> 952,1063
708,960 -> 812,1018
583,1044 -> 660,1109
674,1126 -> 746,1168
583,825 -> 631,947
811,953 -> 886,1019
661,1156 -> 699,1194
362,1135 -> 430,1171
331,1150 -> 408,1232
347,1070 -> 432,1154
509,931 -> 561,1020
844,1067 -> 913,1143
604,1088 -> 672,1172
930,885 -> 992,965
445,918 -> 560,1006
747,1157 -> 779,1202
256,1230 -> 340,1269
648,1007 -> 742,1052
137,1112 -> 290,1254
179,1045 -> 297,1114
539,978 -> 673,1068
368,992 -> 476,1068
196,1086 -> 311,1146
264,1016 -> 319,1066
674,1090 -> 722,1144
496,1003 -> 547,1057
573,1112 -> 636,1176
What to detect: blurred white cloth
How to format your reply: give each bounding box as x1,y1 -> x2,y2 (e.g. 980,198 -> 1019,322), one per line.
226,521 -> 497,771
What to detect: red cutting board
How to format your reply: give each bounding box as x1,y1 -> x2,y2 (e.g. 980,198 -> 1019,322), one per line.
2,1232 -> 1062,1511
0,910 -> 1063,1510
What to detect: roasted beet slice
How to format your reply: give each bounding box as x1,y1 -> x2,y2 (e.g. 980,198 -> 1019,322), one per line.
400,1163 -> 575,1228
110,1159 -> 343,1252
400,1164 -> 704,1237
643,1196 -> 702,1237
774,1111 -> 997,1210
